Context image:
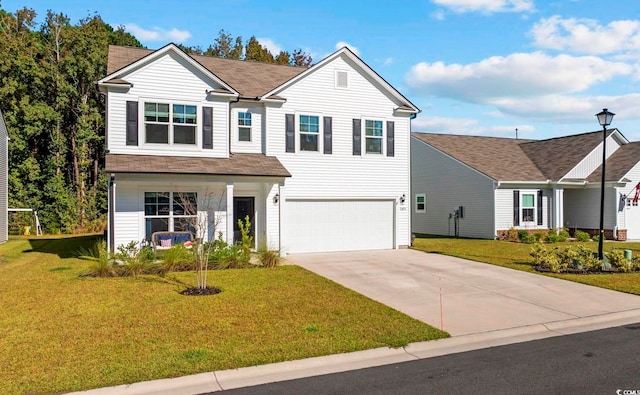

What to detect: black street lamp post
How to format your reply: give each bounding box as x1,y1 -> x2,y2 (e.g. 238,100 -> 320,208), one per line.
596,108 -> 615,261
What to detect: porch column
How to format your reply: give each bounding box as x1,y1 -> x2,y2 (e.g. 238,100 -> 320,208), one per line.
108,174 -> 115,253
553,187 -> 564,230
278,182 -> 286,255
226,182 -> 234,245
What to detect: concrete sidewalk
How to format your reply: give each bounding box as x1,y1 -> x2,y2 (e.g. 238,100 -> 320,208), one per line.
68,249 -> 640,394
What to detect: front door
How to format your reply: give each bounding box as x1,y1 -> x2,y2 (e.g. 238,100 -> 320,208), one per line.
233,197 -> 255,245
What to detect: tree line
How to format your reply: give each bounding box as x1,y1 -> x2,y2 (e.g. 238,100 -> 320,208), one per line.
0,6 -> 312,234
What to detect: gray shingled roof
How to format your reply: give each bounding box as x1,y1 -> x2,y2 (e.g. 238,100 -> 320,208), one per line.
105,153 -> 291,177
519,130 -> 614,181
107,45 -> 307,98
412,130 -> 638,182
587,141 -> 640,182
411,133 -> 545,181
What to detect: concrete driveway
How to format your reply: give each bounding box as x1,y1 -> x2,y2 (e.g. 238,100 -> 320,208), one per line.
288,249 -> 640,336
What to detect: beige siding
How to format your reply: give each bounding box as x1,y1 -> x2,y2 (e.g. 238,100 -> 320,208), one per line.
412,138 -> 496,239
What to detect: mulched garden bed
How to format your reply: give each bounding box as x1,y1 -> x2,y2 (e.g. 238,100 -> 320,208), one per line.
180,286 -> 222,296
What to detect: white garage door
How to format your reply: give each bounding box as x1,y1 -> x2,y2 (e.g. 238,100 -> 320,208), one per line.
627,205 -> 640,239
284,199 -> 394,253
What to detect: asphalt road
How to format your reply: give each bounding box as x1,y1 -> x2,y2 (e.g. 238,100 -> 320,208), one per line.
214,323 -> 640,395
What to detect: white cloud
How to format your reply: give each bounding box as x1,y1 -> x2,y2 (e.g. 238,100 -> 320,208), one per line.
405,52 -> 632,102
256,38 -> 282,55
490,93 -> 640,123
430,0 -> 534,14
431,10 -> 446,20
124,24 -> 191,42
335,41 -> 360,56
531,16 -> 640,55
412,115 -> 535,136
383,57 -> 394,66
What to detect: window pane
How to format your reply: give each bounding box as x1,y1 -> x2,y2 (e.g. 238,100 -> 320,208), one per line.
145,218 -> 168,240
523,208 -> 534,222
146,124 -> 169,143
300,115 -> 319,134
417,203 -> 425,210
239,127 -> 251,141
366,137 -> 382,153
365,120 -> 383,137
300,134 -> 318,151
145,192 -> 170,216
174,218 -> 196,234
522,194 -> 535,207
238,112 -> 251,126
173,192 -> 197,216
173,104 -> 197,124
174,125 -> 196,144
417,196 -> 425,203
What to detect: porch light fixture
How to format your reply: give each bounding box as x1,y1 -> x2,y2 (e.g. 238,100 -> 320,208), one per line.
596,108 -> 615,261
400,194 -> 406,204
273,193 -> 279,204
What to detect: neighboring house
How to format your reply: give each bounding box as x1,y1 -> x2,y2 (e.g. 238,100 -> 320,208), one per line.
0,109 -> 7,243
411,130 -> 640,240
98,44 -> 419,254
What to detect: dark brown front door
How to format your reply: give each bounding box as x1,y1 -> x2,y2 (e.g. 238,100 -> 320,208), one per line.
233,197 -> 255,245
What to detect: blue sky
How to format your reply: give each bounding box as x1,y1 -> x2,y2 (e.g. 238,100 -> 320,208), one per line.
4,0 -> 640,141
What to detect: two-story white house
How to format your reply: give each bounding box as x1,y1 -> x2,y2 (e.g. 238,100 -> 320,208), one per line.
98,44 -> 419,254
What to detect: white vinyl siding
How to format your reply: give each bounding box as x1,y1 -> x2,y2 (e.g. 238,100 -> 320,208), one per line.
266,53 -> 411,248
284,199 -> 394,253
230,105 -> 263,154
106,52 -> 229,158
495,187 -> 549,231
564,187 -> 618,231
411,138 -> 495,239
563,133 -> 623,179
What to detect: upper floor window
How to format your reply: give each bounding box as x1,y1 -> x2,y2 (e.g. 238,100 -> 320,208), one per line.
238,112 -> 252,142
144,102 -> 197,145
365,120 -> 383,154
299,115 -> 320,151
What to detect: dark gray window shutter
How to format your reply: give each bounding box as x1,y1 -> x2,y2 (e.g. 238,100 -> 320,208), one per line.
386,121 -> 395,157
126,101 -> 138,146
285,114 -> 295,153
323,116 -> 332,154
537,190 -> 543,226
352,119 -> 361,156
513,190 -> 520,226
202,107 -> 213,149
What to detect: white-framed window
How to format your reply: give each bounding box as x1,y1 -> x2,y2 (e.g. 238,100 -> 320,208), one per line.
415,193 -> 426,213
365,119 -> 383,154
299,114 -> 320,152
521,191 -> 536,223
144,102 -> 197,145
144,192 -> 197,240
238,112 -> 252,142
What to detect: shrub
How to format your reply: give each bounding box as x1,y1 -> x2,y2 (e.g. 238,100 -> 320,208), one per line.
558,228 -> 570,242
257,245 -> 281,268
574,245 -> 599,271
545,229 -> 561,243
517,229 -> 529,242
78,241 -> 117,277
556,246 -> 577,270
211,243 -> 252,269
159,245 -> 194,273
533,231 -> 545,242
503,227 -> 519,242
575,230 -> 591,242
607,248 -> 633,272
530,242 -> 562,272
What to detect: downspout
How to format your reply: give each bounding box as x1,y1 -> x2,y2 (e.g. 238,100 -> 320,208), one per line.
228,96 -> 241,155
108,174 -> 115,253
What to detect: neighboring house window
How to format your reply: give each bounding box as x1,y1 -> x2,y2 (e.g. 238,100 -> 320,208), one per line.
144,192 -> 197,240
144,102 -> 197,145
415,194 -> 426,213
238,112 -> 252,142
628,198 -> 638,207
365,120 -> 383,154
299,115 -> 320,151
521,193 -> 535,223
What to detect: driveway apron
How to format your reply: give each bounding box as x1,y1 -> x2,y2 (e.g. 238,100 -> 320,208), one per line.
287,249 -> 640,336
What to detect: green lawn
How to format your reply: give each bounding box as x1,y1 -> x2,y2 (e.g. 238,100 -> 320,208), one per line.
0,236 -> 448,394
412,237 -> 640,295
